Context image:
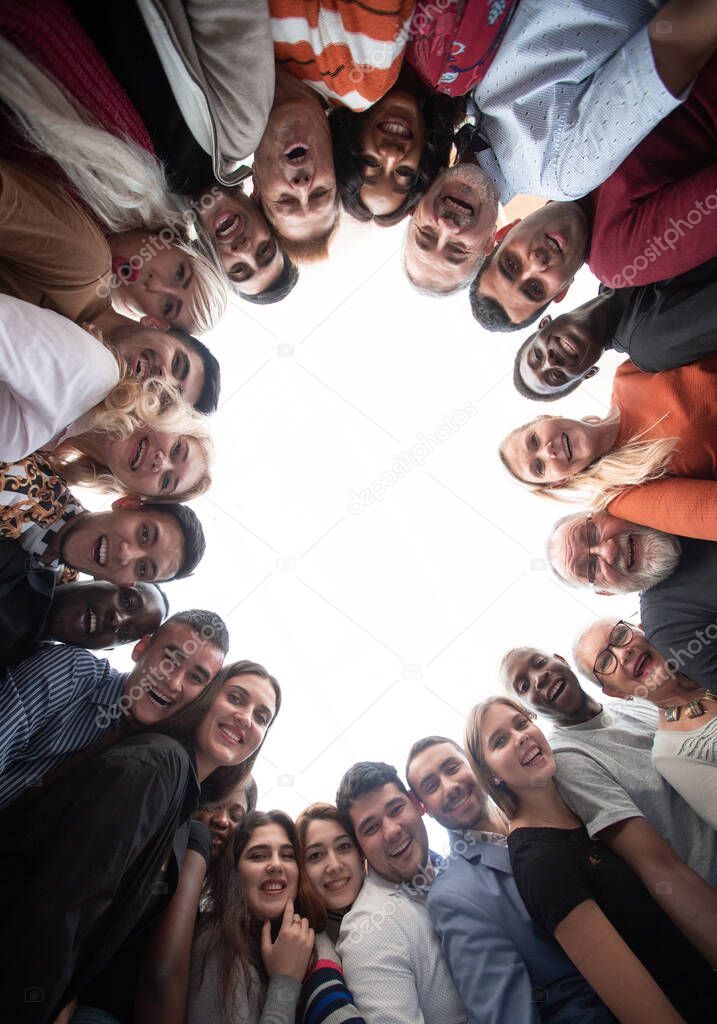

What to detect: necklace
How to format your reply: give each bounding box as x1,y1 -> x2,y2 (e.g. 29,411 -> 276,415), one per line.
664,689 -> 717,722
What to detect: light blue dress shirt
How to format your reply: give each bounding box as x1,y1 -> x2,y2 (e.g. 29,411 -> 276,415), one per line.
427,830 -> 615,1024
473,0 -> 682,201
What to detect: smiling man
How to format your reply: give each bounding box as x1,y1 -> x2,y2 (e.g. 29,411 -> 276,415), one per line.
0,608 -> 228,810
406,736 -> 613,1024
547,510 -> 682,596
0,454 -> 205,585
471,53 -> 717,331
0,537 -> 168,667
335,761 -> 467,1024
403,163 -> 499,294
500,648 -> 602,728
515,255 -> 717,401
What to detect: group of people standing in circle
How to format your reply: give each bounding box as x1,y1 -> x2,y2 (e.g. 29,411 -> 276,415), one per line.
1,1 -> 717,1023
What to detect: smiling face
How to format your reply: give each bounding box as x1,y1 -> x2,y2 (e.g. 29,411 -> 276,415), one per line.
518,302 -> 607,396
194,781 -> 251,859
198,186 -> 285,294
348,782 -> 429,884
478,202 -> 589,324
57,506 -> 186,584
303,818 -> 363,911
109,231 -> 201,331
194,672 -> 277,772
502,416 -> 599,484
408,742 -> 485,831
501,648 -> 588,721
125,619 -> 225,725
238,822 -> 299,922
358,89 -> 425,218
46,580 -> 164,649
404,164 -> 498,292
111,325 -> 204,409
103,429 -> 206,499
577,621 -> 673,702
253,95 -> 338,242
550,512 -> 682,594
481,703 -> 555,795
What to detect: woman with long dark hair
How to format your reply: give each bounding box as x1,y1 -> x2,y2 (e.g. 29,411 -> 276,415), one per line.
329,67 -> 465,227
0,659 -> 281,1024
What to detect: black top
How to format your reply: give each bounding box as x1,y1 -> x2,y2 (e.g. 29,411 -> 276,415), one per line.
508,826 -> 717,1024
0,539 -> 55,667
640,535 -> 717,689
0,732 -> 198,1023
604,255 -> 717,372
66,0 -> 214,195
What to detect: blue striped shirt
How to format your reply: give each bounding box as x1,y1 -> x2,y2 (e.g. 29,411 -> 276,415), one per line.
0,642 -> 126,809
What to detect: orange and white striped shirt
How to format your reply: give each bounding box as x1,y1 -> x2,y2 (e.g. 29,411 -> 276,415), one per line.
269,0 -> 415,111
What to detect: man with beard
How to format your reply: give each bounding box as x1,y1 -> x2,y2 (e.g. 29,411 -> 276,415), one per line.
0,535 -> 168,666
403,161 -> 500,295
500,647 -> 717,892
547,511 -> 717,689
335,761 -> 467,1024
406,736 -> 612,1024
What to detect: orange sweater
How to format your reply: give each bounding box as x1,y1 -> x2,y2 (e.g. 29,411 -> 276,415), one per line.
269,0 -> 415,110
607,357 -> 717,540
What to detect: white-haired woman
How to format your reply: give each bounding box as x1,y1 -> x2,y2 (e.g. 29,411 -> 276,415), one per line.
500,356 -> 717,542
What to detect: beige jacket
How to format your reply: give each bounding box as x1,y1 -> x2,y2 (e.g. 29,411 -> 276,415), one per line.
136,0 -> 274,184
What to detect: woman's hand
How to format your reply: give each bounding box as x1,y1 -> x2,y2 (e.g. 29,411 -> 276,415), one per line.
260,898 -> 315,982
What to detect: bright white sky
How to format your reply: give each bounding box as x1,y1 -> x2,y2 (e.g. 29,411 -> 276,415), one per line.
95,209 -> 635,851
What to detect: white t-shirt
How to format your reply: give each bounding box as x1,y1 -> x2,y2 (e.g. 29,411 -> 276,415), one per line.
653,716 -> 717,831
0,294 -> 120,462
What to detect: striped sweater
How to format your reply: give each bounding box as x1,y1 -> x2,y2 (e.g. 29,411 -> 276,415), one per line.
269,0 -> 415,110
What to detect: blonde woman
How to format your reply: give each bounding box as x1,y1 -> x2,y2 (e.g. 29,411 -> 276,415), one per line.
465,696 -> 717,1024
499,356 -> 717,541
0,36 -> 227,335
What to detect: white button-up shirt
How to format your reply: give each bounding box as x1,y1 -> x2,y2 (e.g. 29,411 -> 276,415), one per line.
474,0 -> 681,201
337,866 -> 468,1024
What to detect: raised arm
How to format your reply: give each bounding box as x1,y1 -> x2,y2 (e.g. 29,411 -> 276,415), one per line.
554,900 -> 684,1024
607,478 -> 717,542
134,822 -> 211,1024
600,817 -> 717,967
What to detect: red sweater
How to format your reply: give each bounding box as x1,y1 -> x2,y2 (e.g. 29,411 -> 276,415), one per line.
583,56 -> 717,288
607,357 -> 717,540
0,0 -> 153,155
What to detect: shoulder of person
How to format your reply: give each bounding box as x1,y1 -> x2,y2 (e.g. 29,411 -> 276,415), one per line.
101,731 -> 192,773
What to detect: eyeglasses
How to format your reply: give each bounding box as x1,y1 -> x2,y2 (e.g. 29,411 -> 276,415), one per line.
593,621 -> 633,676
585,513 -> 598,585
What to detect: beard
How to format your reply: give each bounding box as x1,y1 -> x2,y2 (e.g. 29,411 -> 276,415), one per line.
612,526 -> 681,594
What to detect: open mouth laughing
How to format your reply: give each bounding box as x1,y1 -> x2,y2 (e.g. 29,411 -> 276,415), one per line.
544,233 -> 564,256
388,836 -> 413,860
284,144 -> 308,165
93,535 -> 109,568
83,607 -> 98,636
213,211 -> 245,242
218,723 -> 246,747
633,651 -> 652,679
260,878 -> 288,895
623,535 -> 638,572
146,685 -> 175,709
378,118 -> 412,139
520,743 -> 545,768
546,677 -> 566,703
130,436 -> 149,472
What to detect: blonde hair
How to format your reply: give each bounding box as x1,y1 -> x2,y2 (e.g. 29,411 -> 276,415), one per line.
0,37 -> 227,334
49,376 -> 213,502
464,696 -> 536,820
499,413 -> 677,510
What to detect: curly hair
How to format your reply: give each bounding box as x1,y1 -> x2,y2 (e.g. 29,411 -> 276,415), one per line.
48,372 -> 214,502
329,86 -> 465,226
